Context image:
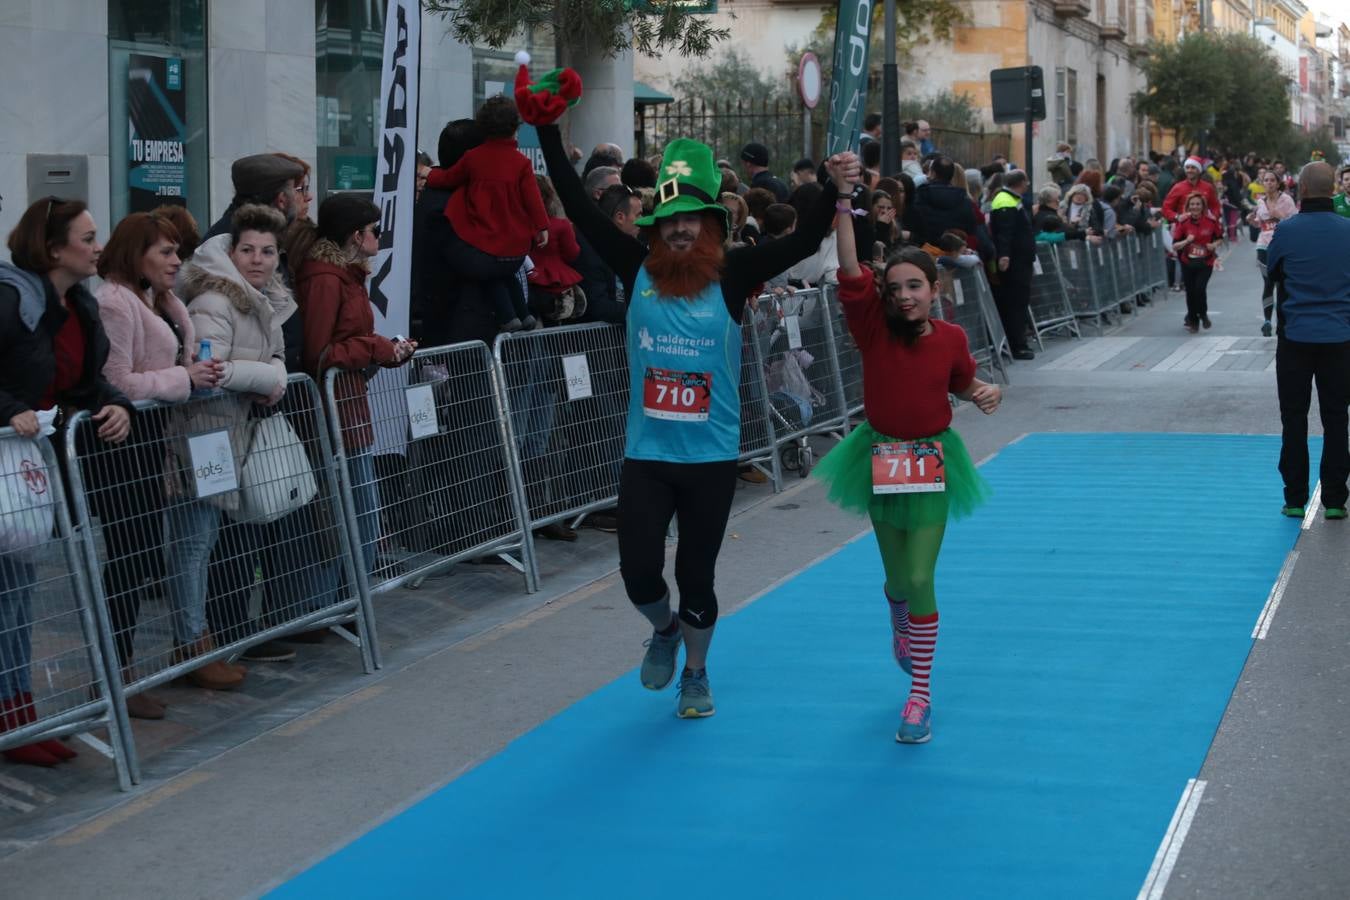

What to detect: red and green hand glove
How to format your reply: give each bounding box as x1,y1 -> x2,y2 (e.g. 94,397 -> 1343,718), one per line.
513,51 -> 582,127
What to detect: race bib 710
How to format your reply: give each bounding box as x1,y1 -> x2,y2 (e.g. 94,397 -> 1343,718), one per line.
642,368 -> 712,421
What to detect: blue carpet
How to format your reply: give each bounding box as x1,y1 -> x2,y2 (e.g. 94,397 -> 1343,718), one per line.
274,433 -> 1302,899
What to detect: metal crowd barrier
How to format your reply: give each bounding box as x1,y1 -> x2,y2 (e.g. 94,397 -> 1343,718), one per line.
1060,241 -> 1118,333
1055,235 -> 1170,334
822,285 -> 865,419
494,323 -> 629,535
748,288 -> 850,477
1107,237 -> 1135,308
0,427 -> 131,789
1141,231 -> 1169,293
739,302 -> 784,489
326,342 -> 538,603
1028,244 -> 1080,347
936,265 -> 1010,384
64,374 -> 372,783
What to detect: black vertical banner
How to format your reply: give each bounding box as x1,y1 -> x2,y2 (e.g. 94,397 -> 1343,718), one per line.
128,54 -> 188,211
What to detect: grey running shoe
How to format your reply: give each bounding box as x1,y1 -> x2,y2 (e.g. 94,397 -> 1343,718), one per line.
676,669 -> 715,718
640,628 -> 682,690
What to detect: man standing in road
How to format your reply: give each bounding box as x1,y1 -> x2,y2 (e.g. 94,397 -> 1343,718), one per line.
1267,161 -> 1350,520
989,169 -> 1038,361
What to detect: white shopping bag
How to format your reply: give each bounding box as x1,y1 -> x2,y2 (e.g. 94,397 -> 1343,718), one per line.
0,424 -> 57,559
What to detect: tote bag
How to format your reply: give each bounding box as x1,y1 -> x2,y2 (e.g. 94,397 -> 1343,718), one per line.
0,435 -> 56,558
230,413 -> 318,524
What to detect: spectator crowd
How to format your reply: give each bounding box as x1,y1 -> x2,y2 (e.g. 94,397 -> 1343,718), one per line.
2,90 -> 1345,767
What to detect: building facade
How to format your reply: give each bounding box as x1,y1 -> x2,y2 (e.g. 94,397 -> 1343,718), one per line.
635,0 -> 1152,173
0,0 -> 633,250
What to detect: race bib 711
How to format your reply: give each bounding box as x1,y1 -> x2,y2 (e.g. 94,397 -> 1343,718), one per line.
872,441 -> 946,494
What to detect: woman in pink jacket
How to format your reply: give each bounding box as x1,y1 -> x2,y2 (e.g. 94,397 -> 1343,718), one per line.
92,211 -> 222,718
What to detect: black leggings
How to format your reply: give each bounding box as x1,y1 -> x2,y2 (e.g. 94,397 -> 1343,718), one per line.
1257,247 -> 1277,319
617,458 -> 738,629
1181,261 -> 1213,323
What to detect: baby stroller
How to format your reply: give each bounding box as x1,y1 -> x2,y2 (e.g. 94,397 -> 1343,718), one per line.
755,290 -> 831,477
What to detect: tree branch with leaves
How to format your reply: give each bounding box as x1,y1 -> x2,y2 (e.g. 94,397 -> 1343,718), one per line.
1133,32 -> 1291,156
423,0 -> 731,60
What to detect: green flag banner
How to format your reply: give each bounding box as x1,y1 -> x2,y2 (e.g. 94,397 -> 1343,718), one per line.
824,0 -> 874,157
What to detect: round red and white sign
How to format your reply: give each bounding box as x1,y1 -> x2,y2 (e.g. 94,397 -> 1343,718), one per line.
798,53 -> 822,109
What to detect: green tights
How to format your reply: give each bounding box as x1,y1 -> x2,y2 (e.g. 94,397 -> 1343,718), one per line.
871,518 -> 947,618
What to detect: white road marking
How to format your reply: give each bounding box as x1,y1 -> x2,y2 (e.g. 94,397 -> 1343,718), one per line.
1138,778 -> 1208,900
1040,337 -> 1141,370
1253,550 -> 1298,640
0,792 -> 35,814
1302,483 -> 1321,531
0,772 -> 55,802
1151,337 -> 1238,373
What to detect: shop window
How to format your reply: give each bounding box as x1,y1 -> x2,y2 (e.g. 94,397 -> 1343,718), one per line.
316,0 -> 388,199
108,0 -> 209,226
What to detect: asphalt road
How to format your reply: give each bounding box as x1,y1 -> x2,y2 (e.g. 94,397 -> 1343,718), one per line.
6,241 -> 1347,899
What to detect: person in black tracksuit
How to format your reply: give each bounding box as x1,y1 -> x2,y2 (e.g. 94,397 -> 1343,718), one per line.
989,170 -> 1038,361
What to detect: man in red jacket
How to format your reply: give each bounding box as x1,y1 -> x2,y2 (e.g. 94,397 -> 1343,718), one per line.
1162,157 -> 1221,222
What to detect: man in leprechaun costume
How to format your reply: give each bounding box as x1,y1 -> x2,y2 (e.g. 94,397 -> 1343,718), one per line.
523,60 -> 863,718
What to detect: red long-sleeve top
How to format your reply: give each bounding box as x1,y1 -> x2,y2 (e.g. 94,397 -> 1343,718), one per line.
1171,214 -> 1224,268
424,137 -> 549,258
837,269 -> 976,439
1162,178 -> 1221,223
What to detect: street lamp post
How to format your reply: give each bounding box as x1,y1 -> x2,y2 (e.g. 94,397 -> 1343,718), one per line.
881,0 -> 899,176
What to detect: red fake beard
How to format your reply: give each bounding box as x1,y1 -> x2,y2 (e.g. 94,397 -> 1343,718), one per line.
643,218 -> 726,299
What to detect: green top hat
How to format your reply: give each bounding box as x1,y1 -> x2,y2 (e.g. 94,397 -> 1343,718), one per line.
636,138 -> 730,231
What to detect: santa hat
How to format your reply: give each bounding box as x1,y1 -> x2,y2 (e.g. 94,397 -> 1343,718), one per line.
1183,157 -> 1204,171
513,50 -> 582,127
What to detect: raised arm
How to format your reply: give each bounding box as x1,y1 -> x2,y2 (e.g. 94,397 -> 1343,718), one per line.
537,124 -> 645,287
723,153 -> 860,299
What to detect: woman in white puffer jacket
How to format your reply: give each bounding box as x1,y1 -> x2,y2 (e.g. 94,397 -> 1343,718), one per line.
162,205 -> 295,691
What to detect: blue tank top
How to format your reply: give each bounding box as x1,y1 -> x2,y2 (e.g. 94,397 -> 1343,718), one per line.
624,266 -> 742,463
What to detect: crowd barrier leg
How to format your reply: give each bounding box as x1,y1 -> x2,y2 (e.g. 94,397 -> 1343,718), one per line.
739,305 -> 784,490
324,413 -> 382,674
491,358 -> 542,592
2,430 -> 134,787
823,285 -> 866,423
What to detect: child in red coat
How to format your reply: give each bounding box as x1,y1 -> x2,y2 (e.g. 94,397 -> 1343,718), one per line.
424,95 -> 548,331
526,175 -> 587,322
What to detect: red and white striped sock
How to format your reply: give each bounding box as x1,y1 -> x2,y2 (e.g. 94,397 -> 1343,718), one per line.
908,612 -> 939,704
886,592 -> 910,638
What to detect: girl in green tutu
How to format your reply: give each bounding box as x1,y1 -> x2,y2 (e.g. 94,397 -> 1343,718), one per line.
815,195 -> 1002,744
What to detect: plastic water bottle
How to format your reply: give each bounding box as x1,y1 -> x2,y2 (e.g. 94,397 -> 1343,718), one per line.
199,340 -> 212,362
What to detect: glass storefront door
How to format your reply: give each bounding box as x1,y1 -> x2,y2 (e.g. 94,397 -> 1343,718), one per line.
108,0 -> 209,226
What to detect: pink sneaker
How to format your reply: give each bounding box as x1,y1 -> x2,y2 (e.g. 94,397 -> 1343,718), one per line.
893,634 -> 913,675
895,697 -> 931,744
